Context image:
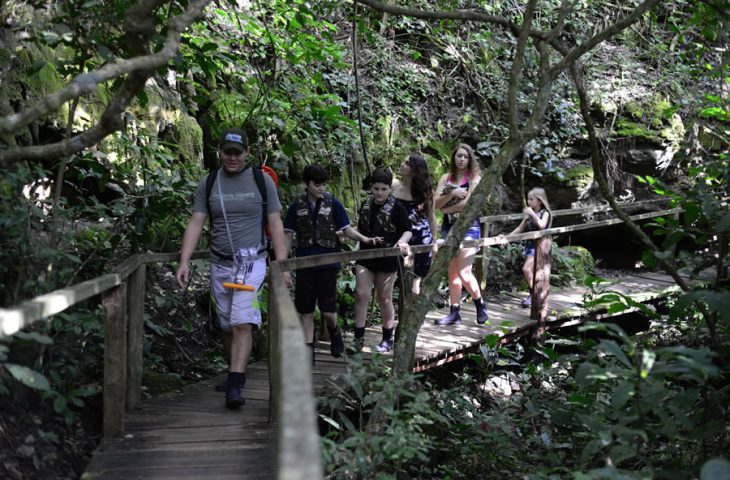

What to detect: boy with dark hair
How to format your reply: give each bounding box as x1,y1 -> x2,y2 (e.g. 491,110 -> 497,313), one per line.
284,164 -> 373,360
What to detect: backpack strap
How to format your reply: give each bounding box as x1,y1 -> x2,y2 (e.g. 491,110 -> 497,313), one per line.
205,168 -> 220,215
205,168 -> 221,257
251,166 -> 268,248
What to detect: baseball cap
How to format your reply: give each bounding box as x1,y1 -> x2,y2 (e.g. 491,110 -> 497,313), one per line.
218,128 -> 248,153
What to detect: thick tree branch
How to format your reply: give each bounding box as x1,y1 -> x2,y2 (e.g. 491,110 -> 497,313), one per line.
569,62 -> 690,291
507,0 -> 538,136
545,0 -> 570,43
0,0 -> 212,166
356,0 -> 662,83
549,0 -> 661,77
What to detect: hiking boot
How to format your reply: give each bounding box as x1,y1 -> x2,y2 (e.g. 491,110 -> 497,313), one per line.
215,375 -> 243,392
225,372 -> 245,408
329,327 -> 344,358
522,295 -> 531,308
374,339 -> 394,353
435,306 -> 461,326
475,300 -> 489,325
346,337 -> 364,355
225,387 -> 245,409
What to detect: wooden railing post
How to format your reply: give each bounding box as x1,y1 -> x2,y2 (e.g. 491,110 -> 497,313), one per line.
529,235 -> 552,343
102,283 -> 128,439
126,264 -> 145,411
269,273 -> 281,423
270,263 -> 323,479
477,220 -> 490,290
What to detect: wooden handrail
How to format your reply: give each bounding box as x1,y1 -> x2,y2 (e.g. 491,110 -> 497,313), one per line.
478,197 -> 668,224
268,263 -> 323,480
276,206 -> 681,272
0,251 -> 208,338
0,203 -> 678,335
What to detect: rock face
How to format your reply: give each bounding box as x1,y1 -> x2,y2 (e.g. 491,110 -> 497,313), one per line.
502,158 -> 595,210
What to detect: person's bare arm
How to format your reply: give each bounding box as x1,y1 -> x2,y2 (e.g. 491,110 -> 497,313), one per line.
268,212 -> 292,287
342,225 -> 378,245
434,174 -> 454,210
176,212 -> 207,288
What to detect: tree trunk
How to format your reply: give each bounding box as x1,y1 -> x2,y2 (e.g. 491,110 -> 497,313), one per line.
529,235 -> 551,344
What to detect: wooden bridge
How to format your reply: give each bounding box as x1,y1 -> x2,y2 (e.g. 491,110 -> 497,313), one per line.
0,200 -> 702,479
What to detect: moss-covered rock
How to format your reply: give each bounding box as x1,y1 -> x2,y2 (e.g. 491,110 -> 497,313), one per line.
562,164 -> 594,190
615,119 -> 663,143
552,245 -> 595,286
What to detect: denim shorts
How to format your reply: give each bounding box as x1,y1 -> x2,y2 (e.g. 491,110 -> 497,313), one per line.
210,258 -> 267,332
441,220 -> 481,242
523,241 -> 536,257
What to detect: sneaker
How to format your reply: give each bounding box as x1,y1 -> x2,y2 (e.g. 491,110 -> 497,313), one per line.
346,337 -> 364,355
374,339 -> 394,353
329,327 -> 344,358
475,300 -> 489,325
435,306 -> 461,326
522,296 -> 531,308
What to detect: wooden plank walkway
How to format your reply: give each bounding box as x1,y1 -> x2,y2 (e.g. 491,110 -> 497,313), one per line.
83,269 -> 708,479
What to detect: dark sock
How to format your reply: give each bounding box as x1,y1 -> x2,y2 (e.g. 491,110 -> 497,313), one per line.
227,371 -> 246,389
473,297 -> 484,307
381,327 -> 394,342
354,327 -> 366,340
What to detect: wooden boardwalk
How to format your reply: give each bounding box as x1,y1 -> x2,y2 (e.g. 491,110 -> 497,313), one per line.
83,269 -> 704,479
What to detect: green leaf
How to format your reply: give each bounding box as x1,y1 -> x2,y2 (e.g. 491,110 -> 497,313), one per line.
611,381 -> 633,409
716,212 -> 730,232
5,364 -> 50,391
13,331 -> 54,344
641,250 -> 656,268
53,395 -> 68,413
600,339 -> 632,369
319,414 -> 341,431
700,458 -> 730,480
640,350 -> 656,378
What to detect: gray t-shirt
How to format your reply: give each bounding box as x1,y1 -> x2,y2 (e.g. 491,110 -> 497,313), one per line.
193,167 -> 281,263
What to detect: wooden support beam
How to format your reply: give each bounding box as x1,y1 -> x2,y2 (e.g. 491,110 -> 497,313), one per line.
126,264 -> 146,411
476,220 -> 490,291
102,283 -> 128,440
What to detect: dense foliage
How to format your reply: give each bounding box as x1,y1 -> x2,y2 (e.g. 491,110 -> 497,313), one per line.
0,0 -> 728,478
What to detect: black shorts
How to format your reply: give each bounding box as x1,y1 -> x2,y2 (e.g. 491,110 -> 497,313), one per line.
294,268 -> 338,314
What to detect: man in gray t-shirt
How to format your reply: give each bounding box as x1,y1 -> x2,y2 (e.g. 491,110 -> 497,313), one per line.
176,127 -> 291,409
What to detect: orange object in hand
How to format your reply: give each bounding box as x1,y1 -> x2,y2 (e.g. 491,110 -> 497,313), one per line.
223,282 -> 255,291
